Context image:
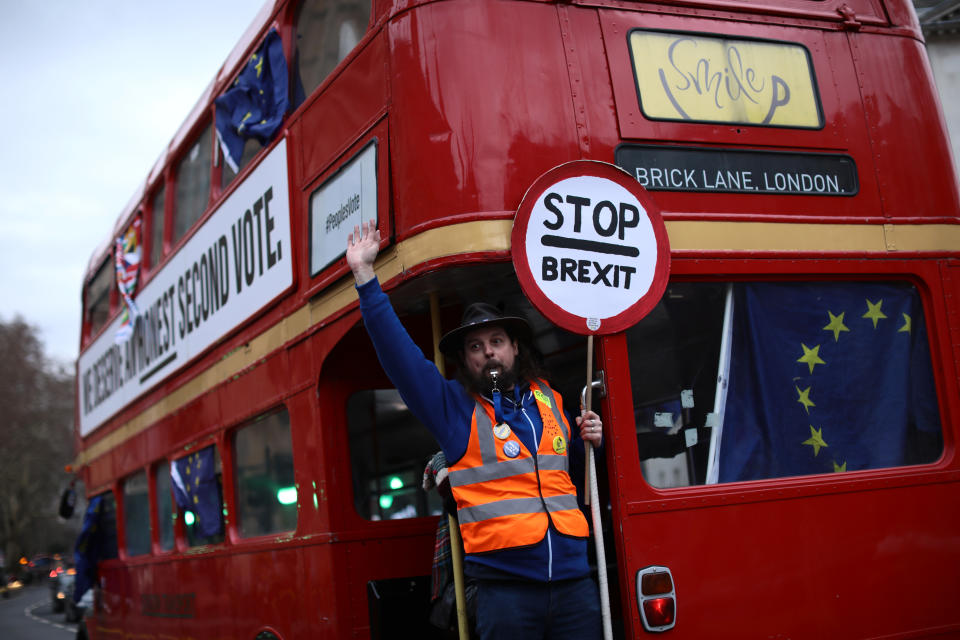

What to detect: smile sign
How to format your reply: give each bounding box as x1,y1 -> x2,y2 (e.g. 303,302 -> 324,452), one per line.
512,161 -> 670,335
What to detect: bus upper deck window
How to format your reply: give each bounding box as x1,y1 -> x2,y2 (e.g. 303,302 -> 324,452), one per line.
172,125 -> 212,245
149,184 -> 165,269
122,471 -> 150,557
220,137 -> 261,189
233,409 -> 297,538
628,281 -> 943,488
294,0 -> 371,100
84,257 -> 114,337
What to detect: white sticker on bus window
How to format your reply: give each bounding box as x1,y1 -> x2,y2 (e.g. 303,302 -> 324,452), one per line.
654,412 -> 675,428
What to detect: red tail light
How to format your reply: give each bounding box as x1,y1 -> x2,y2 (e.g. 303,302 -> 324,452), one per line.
637,566 -> 677,632
643,597 -> 676,626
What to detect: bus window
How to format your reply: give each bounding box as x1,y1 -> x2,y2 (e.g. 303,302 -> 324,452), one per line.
149,184 -> 165,269
294,0 -> 371,99
154,463 -> 174,551
219,138 -> 261,189
233,408 -> 297,537
628,281 -> 944,487
96,491 -> 120,560
172,125 -> 212,245
84,257 -> 114,337
122,471 -> 150,557
347,389 -> 443,521
172,446 -> 225,547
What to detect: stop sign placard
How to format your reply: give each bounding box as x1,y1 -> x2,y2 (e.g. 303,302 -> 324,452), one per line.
512,161 -> 670,335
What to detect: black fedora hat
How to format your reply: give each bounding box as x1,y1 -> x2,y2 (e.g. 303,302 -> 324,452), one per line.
439,303 -> 532,356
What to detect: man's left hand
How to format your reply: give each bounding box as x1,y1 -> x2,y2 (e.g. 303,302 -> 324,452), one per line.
577,411 -> 603,447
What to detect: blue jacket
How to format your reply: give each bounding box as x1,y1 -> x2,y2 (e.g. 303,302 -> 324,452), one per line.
357,278 -> 592,582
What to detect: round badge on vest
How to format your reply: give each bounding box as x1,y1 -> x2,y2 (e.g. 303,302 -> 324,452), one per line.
493,423 -> 511,440
503,440 -> 521,458
553,435 -> 567,455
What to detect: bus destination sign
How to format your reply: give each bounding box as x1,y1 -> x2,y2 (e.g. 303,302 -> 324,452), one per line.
615,145 -> 858,196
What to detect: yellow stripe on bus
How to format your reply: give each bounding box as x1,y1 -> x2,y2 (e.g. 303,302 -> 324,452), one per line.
72,219 -> 960,468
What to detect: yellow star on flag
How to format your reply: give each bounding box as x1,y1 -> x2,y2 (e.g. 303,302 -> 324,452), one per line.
833,460 -> 847,472
797,343 -> 826,374
823,311 -> 850,342
898,313 -> 912,334
802,425 -> 828,456
863,299 -> 887,328
796,386 -> 815,414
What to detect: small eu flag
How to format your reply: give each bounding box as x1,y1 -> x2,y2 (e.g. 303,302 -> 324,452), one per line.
73,496 -> 102,603
73,495 -> 117,602
719,282 -> 940,482
171,446 -> 223,538
214,28 -> 289,172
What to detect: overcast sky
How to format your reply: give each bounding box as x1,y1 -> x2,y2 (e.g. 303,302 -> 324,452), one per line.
0,1 -> 266,368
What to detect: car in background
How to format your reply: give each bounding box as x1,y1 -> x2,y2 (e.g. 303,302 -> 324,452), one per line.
65,579 -> 92,623
1,567 -> 24,599
26,555 -> 53,584
51,568 -> 76,613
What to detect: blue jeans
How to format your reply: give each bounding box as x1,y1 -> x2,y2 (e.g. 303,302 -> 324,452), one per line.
475,576 -> 602,640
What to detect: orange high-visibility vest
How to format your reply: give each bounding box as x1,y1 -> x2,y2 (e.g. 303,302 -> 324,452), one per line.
448,380 -> 589,554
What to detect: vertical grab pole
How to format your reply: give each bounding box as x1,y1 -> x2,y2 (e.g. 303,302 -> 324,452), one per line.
584,335 -> 613,640
430,293 -> 469,640
705,283 -> 734,485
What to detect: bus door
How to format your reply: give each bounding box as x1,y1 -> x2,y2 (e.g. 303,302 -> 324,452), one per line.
319,314 -> 446,639
600,274 -> 952,638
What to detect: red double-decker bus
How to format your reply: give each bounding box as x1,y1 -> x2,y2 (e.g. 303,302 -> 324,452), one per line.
73,0 -> 960,638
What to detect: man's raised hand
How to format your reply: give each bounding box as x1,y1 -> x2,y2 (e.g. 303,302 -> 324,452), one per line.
346,220 -> 381,285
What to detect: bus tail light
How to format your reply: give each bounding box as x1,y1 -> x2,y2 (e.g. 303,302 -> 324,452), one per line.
637,566 -> 677,632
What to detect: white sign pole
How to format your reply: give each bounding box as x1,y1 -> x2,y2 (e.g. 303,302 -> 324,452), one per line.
583,334 -> 613,640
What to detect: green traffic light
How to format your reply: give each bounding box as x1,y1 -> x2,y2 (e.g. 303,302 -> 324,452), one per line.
277,486 -> 297,505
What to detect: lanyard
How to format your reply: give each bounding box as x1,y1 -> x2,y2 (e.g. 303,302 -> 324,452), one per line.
490,371 -> 505,425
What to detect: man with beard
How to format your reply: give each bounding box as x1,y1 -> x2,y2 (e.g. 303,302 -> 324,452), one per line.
347,221 -> 603,640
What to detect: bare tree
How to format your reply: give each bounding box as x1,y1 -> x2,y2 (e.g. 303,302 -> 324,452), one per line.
0,316 -> 77,574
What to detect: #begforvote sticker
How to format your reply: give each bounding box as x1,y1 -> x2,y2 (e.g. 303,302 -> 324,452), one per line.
512,161 -> 671,336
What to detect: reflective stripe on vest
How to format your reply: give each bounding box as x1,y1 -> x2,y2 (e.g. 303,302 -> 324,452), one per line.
449,380 -> 589,554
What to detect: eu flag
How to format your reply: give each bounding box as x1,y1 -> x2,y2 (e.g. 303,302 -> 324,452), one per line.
719,282 -> 940,482
214,28 -> 289,172
73,495 -> 117,602
171,446 -> 223,538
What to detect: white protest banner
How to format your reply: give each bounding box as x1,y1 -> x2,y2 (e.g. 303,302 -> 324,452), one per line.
78,139 -> 293,436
